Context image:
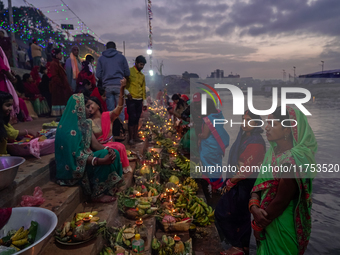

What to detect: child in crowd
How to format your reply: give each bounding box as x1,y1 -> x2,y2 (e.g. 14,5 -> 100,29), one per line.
23,73 -> 49,116
80,79 -> 94,98
14,75 -> 37,120
0,91 -> 38,155
38,66 -> 51,109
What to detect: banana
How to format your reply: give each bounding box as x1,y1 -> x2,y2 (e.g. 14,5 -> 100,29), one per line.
200,205 -> 204,215
11,227 -> 24,241
208,210 -> 215,218
193,206 -> 200,216
202,217 -> 209,224
11,229 -> 29,241
189,202 -> 198,212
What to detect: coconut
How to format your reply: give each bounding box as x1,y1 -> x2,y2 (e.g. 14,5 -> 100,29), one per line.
123,232 -> 135,239
169,175 -> 180,184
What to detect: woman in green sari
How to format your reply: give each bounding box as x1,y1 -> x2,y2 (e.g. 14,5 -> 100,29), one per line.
55,93 -> 123,203
249,106 -> 317,255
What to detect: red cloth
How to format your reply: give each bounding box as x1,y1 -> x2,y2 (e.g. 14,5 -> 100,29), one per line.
21,186 -> 45,207
0,208 -> 12,229
235,143 -> 265,179
0,52 -> 10,92
24,81 -> 40,96
98,112 -> 129,168
124,107 -> 129,120
181,94 -> 189,102
46,62 -> 52,78
30,66 -> 41,85
91,87 -> 108,112
76,70 -> 96,89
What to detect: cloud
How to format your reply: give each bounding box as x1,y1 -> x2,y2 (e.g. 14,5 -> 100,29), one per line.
224,0 -> 340,37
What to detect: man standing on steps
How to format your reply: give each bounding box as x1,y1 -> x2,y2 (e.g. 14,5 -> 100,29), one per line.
31,39 -> 42,67
125,55 -> 147,145
96,41 -> 130,122
65,46 -> 81,93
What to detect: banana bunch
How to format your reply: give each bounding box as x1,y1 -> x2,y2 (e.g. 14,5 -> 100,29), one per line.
177,193 -> 214,226
189,197 -> 215,226
174,157 -> 190,171
158,138 -> 173,148
100,246 -> 114,255
183,177 -> 198,192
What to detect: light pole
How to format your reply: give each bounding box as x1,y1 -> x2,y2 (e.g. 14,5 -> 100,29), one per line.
293,66 -> 296,78
8,0 -> 17,67
321,61 -> 324,73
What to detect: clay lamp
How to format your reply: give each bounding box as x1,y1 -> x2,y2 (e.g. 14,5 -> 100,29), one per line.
174,235 -> 181,242
83,214 -> 93,222
136,218 -> 143,226
136,192 -> 142,197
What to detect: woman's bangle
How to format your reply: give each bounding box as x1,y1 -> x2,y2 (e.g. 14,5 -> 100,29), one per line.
249,198 -> 260,212
104,146 -> 109,150
226,179 -> 237,189
251,220 -> 263,232
91,157 -> 97,166
117,105 -> 124,108
94,157 -> 98,166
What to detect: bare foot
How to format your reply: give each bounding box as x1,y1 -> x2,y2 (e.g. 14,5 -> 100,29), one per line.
92,195 -> 116,203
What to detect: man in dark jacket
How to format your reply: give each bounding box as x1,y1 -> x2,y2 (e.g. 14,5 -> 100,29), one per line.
96,41 -> 130,121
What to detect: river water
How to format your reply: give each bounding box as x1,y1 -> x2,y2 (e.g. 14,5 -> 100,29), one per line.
206,93 -> 340,254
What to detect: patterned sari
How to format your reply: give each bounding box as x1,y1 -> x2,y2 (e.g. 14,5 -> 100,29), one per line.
215,127 -> 265,249
55,94 -> 122,198
252,107 -> 318,255
200,110 -> 230,190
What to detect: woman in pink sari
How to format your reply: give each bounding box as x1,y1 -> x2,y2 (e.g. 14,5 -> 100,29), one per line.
0,46 -> 32,122
88,78 -> 131,173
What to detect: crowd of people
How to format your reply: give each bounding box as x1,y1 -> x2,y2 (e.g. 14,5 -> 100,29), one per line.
162,90 -> 317,255
0,34 -> 318,255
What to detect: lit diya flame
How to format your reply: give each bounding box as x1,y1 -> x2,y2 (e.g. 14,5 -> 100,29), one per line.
136,192 -> 141,197
136,218 -> 143,225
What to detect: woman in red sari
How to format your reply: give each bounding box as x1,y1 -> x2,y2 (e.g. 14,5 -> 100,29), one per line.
88,78 -> 131,173
76,61 -> 96,93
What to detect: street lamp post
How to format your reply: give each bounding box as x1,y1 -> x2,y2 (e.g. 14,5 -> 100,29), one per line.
321,61 -> 324,73
8,0 -> 17,68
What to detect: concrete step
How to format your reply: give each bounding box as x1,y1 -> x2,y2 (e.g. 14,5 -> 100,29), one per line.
0,154 -> 55,208
39,168 -> 137,255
